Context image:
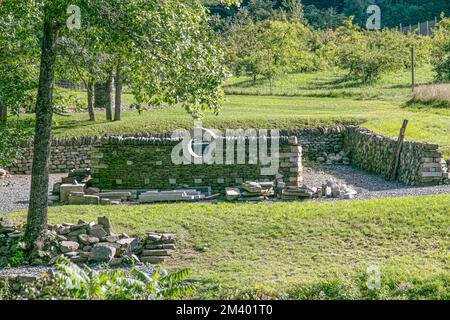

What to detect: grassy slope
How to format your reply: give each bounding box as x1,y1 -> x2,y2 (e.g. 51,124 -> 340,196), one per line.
5,194 -> 450,298
45,94 -> 450,156
20,66 -> 443,156
10,65 -> 450,158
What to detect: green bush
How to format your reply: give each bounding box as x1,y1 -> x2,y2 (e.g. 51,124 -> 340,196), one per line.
335,17 -> 431,82
0,122 -> 33,168
431,16 -> 450,81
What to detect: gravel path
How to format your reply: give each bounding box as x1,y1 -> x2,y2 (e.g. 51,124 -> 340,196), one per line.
303,165 -> 450,201
1,167 -> 449,213
0,174 -> 65,213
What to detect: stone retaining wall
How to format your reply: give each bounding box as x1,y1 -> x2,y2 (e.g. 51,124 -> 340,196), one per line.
90,135 -> 301,193
5,127 -> 447,186
6,128 -> 346,174
7,138 -> 94,174
344,126 -> 445,185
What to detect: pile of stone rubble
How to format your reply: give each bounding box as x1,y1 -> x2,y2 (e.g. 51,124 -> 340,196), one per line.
0,216 -> 176,267
225,178 -> 358,201
278,178 -> 358,200
225,181 -> 274,201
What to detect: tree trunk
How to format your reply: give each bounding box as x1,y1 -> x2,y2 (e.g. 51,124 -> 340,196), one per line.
26,19 -> 59,246
87,82 -> 95,121
114,65 -> 123,121
94,77 -> 113,121
0,104 -> 7,126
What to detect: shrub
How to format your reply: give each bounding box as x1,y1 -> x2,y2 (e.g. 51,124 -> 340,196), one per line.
19,257 -> 196,300
431,16 -> 450,81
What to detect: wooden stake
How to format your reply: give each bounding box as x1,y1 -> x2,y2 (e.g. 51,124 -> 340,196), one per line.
386,120 -> 409,181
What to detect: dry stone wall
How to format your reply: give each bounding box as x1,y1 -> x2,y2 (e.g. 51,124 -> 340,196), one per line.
6,128 -> 348,175
5,127 -> 447,186
6,138 -> 95,174
90,136 -> 299,193
344,126 -> 445,185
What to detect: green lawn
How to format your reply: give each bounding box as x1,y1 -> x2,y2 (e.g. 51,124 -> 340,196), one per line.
43,94 -> 450,156
5,194 -> 450,299
223,65 -> 435,98
14,65 -> 450,157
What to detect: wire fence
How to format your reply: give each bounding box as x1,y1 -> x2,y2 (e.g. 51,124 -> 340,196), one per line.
397,17 -> 440,36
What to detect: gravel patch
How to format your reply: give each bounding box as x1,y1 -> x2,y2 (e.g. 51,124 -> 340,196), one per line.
1,167 -> 449,213
302,165 -> 450,201
0,174 -> 65,213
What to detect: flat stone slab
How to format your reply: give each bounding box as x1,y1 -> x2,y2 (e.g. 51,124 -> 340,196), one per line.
60,184 -> 86,202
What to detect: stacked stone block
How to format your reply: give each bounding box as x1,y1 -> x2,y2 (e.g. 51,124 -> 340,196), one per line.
278,136 -> 303,188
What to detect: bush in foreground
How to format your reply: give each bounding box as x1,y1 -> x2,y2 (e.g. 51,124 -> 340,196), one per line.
1,257 -> 196,300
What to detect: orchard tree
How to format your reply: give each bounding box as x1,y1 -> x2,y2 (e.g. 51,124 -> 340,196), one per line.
1,0 -> 238,249
432,16 -> 450,81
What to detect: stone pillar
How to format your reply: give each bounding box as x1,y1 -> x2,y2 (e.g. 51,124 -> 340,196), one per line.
278,136 -> 303,188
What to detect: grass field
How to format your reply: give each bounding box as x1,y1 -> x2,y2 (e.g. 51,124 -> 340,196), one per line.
40,93 -> 449,156
5,194 -> 450,299
14,65 -> 444,156
223,65 -> 435,98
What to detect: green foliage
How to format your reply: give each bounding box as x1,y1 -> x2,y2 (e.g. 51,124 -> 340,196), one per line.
21,257 -> 196,300
431,16 -> 450,81
223,20 -> 315,83
304,4 -> 346,29
336,17 -> 432,82
0,123 -> 33,167
0,279 -> 12,300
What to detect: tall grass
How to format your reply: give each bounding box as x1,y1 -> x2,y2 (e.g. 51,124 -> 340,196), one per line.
409,83 -> 450,108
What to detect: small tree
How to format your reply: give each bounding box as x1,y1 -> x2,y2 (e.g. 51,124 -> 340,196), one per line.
432,16 -> 450,81
1,0 -> 232,249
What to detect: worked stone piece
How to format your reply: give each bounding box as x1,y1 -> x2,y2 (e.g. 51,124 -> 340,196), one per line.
68,194 -> 100,205
88,224 -> 108,239
85,187 -> 101,195
59,241 -> 80,253
225,188 -> 241,201
140,256 -> 166,264
142,249 -> 171,257
116,238 -> 140,251
60,184 -> 85,202
78,234 -> 100,245
97,192 -> 131,201
242,181 -> 262,193
89,243 -> 116,263
98,216 -> 114,235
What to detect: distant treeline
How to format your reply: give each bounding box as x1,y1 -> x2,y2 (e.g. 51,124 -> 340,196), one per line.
205,0 -> 450,29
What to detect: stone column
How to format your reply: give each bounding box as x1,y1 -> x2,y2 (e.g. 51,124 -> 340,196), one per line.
278,136 -> 303,188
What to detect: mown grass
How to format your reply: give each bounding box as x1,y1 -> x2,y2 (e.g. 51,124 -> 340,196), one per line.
14,65 -> 450,157
5,194 -> 450,299
39,95 -> 449,157
223,65 -> 435,98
